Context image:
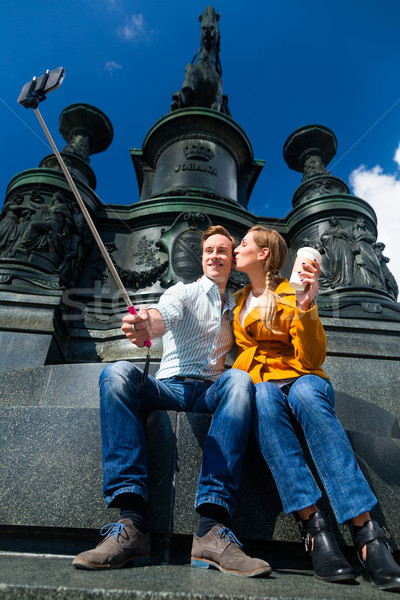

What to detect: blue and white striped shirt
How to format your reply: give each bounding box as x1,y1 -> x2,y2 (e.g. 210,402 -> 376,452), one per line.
148,276 -> 235,381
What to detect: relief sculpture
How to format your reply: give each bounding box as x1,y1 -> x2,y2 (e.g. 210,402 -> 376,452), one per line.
320,217 -> 354,288
352,218 -> 385,289
0,189 -> 91,287
302,217 -> 398,300
0,194 -> 29,257
90,238 -> 168,291
373,242 -> 399,300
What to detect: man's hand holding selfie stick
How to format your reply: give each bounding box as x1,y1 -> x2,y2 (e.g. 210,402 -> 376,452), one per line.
122,308 -> 165,347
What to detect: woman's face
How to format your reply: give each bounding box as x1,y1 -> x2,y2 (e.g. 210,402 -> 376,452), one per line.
234,231 -> 268,273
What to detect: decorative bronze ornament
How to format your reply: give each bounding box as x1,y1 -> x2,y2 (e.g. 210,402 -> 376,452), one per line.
157,211 -> 213,287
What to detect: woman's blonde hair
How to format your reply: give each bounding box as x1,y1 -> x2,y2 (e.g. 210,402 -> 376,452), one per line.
248,225 -> 287,334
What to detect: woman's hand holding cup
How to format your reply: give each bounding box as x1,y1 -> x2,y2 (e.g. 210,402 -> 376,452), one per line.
289,247 -> 322,311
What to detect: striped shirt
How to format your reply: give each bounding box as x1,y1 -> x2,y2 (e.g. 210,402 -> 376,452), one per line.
148,276 -> 235,381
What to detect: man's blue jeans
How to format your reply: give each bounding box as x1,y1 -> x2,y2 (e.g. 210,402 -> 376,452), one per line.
253,375 -> 377,524
99,362 -> 254,517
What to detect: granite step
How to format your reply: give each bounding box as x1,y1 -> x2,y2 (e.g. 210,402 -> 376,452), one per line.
0,552 -> 391,600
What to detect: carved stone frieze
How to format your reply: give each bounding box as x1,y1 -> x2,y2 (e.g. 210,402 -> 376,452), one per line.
292,176 -> 349,205
89,239 -> 168,291
0,267 -> 62,291
0,188 -> 91,288
132,237 -> 163,268
299,216 -> 398,300
361,302 -> 383,314
302,153 -> 329,179
152,188 -> 229,203
0,188 -> 46,258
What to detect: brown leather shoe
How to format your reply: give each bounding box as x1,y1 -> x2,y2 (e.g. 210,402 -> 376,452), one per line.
72,519 -> 150,570
191,525 -> 272,577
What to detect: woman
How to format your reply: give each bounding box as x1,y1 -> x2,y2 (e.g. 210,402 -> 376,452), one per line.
232,225 -> 400,590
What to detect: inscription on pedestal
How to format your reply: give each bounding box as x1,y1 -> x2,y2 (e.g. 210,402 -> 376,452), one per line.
152,138 -> 236,201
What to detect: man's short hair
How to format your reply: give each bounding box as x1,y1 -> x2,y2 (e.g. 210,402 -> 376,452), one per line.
201,225 -> 237,250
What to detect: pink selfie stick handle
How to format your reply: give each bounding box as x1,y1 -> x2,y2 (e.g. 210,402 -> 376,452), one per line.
128,305 -> 151,348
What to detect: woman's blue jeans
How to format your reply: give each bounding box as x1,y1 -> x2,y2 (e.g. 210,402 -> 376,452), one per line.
99,362 -> 254,517
254,375 -> 377,524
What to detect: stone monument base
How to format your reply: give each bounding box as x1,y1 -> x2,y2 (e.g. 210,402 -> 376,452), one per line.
1,327 -> 399,556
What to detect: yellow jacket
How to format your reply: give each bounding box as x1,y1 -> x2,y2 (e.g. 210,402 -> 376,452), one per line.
232,279 -> 328,383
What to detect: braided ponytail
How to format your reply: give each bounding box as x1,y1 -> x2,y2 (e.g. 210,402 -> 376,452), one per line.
249,226 -> 287,334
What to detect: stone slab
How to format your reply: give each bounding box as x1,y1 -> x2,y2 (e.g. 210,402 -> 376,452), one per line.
334,391 -> 400,439
0,362 -> 159,408
43,363 -> 105,407
0,406 -> 119,529
0,365 -> 51,406
0,332 -> 53,374
0,406 -> 176,534
324,356 -> 400,415
0,553 -> 394,600
0,292 -> 60,332
323,322 -> 400,359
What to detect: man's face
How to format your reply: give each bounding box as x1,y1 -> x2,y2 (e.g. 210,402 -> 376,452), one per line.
201,233 -> 233,284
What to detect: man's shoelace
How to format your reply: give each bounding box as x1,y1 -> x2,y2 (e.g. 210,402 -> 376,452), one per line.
217,527 -> 243,548
100,522 -> 126,541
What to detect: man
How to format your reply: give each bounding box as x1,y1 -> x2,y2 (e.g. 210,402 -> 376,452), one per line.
72,225 -> 271,577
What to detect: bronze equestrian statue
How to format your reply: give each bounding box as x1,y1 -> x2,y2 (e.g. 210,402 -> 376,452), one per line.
171,6 -> 230,115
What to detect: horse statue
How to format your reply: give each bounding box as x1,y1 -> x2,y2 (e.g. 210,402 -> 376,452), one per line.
170,6 -> 231,115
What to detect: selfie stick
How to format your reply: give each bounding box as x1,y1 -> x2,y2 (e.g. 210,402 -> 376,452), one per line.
17,68 -> 152,358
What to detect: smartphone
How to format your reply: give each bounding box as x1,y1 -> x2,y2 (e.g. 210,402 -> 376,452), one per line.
18,67 -> 65,107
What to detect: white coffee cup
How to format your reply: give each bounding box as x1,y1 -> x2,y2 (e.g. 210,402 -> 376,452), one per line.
289,247 -> 322,291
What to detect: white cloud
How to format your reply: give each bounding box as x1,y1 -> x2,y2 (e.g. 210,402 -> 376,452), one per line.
117,14 -> 147,41
104,61 -> 123,73
393,142 -> 400,168
349,160 -> 400,293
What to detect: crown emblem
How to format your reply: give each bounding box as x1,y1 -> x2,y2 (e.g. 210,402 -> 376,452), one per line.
183,143 -> 215,162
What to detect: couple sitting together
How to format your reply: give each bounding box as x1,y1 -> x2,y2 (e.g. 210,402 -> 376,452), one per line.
73,224 -> 400,591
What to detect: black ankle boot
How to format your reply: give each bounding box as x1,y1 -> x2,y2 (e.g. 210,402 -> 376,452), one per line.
354,520 -> 400,591
302,511 -> 355,583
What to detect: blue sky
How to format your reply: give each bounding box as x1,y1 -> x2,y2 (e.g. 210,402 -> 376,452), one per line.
2,0 -> 400,285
